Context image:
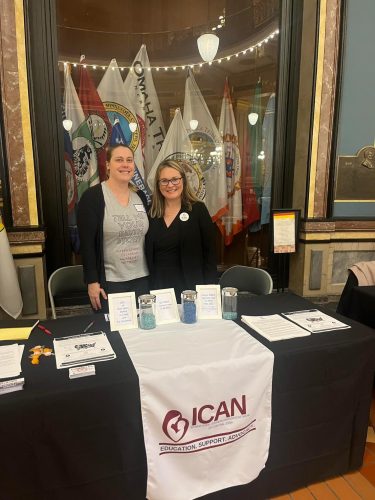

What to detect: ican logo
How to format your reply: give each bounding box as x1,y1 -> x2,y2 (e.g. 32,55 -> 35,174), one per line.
159,395 -> 255,455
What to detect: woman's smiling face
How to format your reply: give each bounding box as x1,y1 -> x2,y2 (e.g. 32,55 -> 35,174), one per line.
107,146 -> 135,183
158,166 -> 183,201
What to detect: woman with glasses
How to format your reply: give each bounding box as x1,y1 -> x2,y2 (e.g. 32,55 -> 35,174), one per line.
146,160 -> 217,299
78,144 -> 150,312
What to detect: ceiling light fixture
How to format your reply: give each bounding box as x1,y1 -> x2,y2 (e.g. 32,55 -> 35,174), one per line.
248,112 -> 259,126
189,119 -> 199,130
129,122 -> 138,133
63,119 -> 73,131
197,33 -> 219,62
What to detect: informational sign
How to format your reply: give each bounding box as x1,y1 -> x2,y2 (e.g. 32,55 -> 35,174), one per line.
272,210 -> 300,254
108,292 -> 138,331
195,284 -> 222,319
150,288 -> 180,325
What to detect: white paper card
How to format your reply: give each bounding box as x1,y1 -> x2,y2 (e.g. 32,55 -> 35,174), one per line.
150,288 -> 179,324
196,284 -> 222,319
108,292 -> 138,331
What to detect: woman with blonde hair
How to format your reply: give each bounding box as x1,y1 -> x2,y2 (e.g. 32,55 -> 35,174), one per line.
146,159 -> 217,299
78,144 -> 150,312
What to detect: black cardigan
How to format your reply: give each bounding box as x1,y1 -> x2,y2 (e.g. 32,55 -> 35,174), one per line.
77,184 -> 149,286
145,201 -> 218,290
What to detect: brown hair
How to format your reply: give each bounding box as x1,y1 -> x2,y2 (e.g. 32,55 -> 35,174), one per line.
106,144 -> 134,162
149,160 -> 198,218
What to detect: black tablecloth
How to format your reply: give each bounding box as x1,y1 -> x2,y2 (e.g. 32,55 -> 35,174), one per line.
338,284 -> 375,329
1,293 -> 375,500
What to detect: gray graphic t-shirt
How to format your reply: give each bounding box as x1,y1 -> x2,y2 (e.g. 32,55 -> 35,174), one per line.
102,182 -> 149,282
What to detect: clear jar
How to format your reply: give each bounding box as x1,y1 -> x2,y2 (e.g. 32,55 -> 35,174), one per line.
138,294 -> 156,330
222,287 -> 238,320
181,290 -> 197,324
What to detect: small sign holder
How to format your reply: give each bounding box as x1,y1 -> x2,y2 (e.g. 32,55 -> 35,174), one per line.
271,209 -> 300,292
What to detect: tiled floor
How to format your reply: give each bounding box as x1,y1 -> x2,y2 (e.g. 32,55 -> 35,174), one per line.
271,394 -> 375,499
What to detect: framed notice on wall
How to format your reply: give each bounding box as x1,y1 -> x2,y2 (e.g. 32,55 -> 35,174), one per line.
271,209 -> 300,254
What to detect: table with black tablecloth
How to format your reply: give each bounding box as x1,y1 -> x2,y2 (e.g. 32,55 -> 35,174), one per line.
1,293 -> 375,500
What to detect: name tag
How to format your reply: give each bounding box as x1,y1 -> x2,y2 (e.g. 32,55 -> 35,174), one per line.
134,204 -> 146,212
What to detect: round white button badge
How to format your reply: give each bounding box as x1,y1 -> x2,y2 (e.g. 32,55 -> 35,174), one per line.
179,212 -> 189,222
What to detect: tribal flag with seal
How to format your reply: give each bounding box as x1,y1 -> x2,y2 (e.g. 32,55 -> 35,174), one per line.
218,79 -> 243,245
98,59 -> 145,181
124,45 -> 166,178
183,70 -> 228,223
78,57 -> 112,182
147,109 -> 206,203
110,119 -> 151,206
0,217 -> 23,318
64,64 -> 99,200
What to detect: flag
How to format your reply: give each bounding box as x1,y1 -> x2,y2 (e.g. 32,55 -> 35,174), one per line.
147,109 -> 206,199
62,103 -> 80,253
64,64 -> 99,199
110,119 -> 151,205
124,45 -> 166,178
242,82 -> 261,229
183,70 -> 228,222
78,58 -> 112,182
218,79 -> 243,245
261,93 -> 275,225
0,218 -> 23,318
97,59 -> 144,180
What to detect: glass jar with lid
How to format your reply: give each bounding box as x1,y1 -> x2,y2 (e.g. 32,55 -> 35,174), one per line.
138,294 -> 156,329
181,290 -> 197,324
221,287 -> 238,320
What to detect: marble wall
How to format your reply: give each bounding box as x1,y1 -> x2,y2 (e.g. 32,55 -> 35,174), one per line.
0,0 -> 46,318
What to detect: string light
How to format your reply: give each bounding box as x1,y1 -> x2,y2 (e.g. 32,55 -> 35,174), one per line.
58,29 -> 279,72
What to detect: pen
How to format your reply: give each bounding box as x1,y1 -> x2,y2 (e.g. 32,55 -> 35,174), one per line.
83,321 -> 94,333
37,324 -> 52,336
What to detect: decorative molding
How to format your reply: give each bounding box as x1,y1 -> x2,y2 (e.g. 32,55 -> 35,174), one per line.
8,230 -> 45,245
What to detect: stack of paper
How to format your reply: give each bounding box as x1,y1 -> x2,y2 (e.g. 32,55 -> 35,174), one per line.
54,331 -> 116,369
0,344 -> 24,379
282,309 -> 350,333
241,314 -> 311,341
0,320 -> 39,341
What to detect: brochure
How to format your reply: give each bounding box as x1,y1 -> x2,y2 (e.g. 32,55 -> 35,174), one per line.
282,309 -> 350,333
54,331 -> 116,369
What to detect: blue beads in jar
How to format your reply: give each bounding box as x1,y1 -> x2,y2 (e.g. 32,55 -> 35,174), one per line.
138,294 -> 156,330
181,290 -> 197,324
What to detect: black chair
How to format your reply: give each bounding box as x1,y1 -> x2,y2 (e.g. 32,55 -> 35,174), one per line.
219,265 -> 273,295
48,265 -> 89,319
336,270 -> 358,316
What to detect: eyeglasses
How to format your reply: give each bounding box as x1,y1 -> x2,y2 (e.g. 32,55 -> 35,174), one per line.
158,177 -> 182,187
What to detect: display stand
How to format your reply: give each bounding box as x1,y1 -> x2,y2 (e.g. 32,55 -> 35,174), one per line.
271,209 -> 300,292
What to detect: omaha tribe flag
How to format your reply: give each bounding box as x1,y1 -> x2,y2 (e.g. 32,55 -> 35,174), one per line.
111,119 -> 152,205
124,45 -> 166,178
78,57 -> 112,182
218,79 -> 243,245
64,64 -> 99,200
0,218 -> 23,318
147,108 -> 198,193
97,59 -> 145,183
183,69 -> 228,223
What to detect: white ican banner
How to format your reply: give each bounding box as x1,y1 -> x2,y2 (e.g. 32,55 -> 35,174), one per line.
121,319 -> 274,500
